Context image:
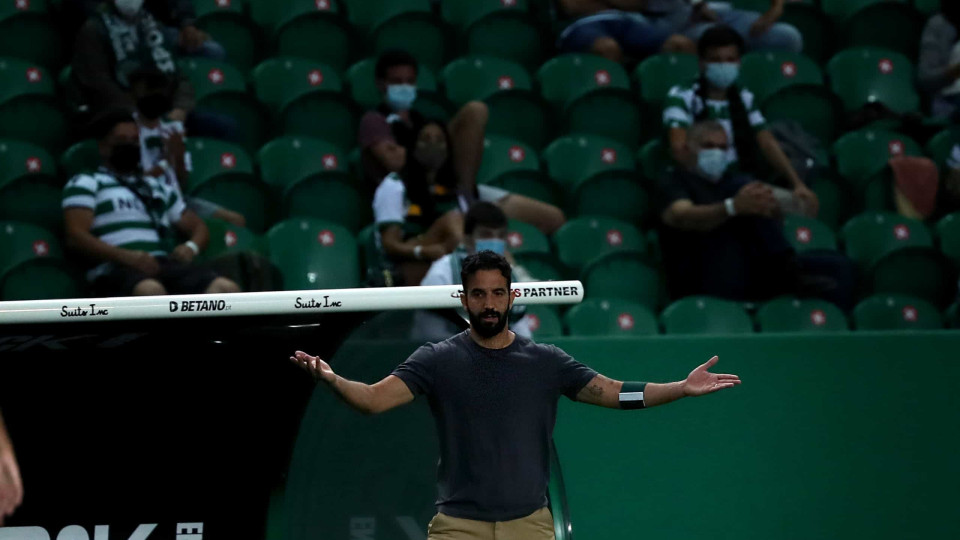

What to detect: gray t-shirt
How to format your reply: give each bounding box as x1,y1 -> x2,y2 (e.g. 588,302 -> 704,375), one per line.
391,330 -> 598,522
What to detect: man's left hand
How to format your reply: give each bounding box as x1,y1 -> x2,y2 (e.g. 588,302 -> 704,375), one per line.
0,450 -> 23,525
793,185 -> 820,217
682,356 -> 742,397
171,244 -> 196,263
179,25 -> 208,52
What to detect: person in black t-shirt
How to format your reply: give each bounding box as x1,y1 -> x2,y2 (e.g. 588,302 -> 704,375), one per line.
291,251 -> 742,539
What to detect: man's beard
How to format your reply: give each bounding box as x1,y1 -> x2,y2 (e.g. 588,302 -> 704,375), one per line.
468,307 -> 509,338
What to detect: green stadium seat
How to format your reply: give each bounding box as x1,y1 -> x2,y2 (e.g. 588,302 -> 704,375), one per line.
199,217 -> 277,292
345,57 -> 449,120
762,85 -> 843,144
257,135 -> 368,232
832,129 -> 923,187
441,56 -> 549,149
252,57 -> 358,152
185,137 -> 269,233
342,0 -> 447,70
935,212 -> 960,267
581,252 -> 660,309
638,139 -> 672,183
0,139 -> 62,233
543,134 -> 635,186
179,58 -> 268,153
842,211 -> 953,305
784,2 -> 836,65
0,0 -> 61,70
514,253 -> 564,281
924,127 -> 960,170
274,0 -> 353,72
202,218 -> 261,261
821,0 -> 909,22
564,298 -> 658,336
740,50 -> 824,104
507,219 -> 551,257
567,170 -> 647,223
523,304 -> 563,339
0,221 -> 80,300
193,0 -> 261,72
914,0 -> 939,16
853,293 -> 942,330
60,139 -> 100,178
809,170 -> 849,231
838,2 -> 924,60
442,0 -> 544,70
553,216 -> 645,273
635,53 -> 698,107
826,47 -> 920,114
660,296 -> 754,335
756,296 -> 849,332
782,215 -> 838,252
477,135 -> 559,206
945,301 -> 960,329
186,137 -> 255,191
536,54 -> 642,146
266,218 -> 360,290
0,58 -> 68,152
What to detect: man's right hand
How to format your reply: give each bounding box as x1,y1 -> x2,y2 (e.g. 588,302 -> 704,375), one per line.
0,449 -> 23,525
291,351 -> 337,385
122,250 -> 161,276
733,181 -> 779,218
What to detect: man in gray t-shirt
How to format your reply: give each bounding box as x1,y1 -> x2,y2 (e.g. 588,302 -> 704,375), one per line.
291,251 -> 742,539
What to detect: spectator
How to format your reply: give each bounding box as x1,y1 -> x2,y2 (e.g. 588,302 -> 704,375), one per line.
556,0 -> 802,63
63,109 -> 240,297
131,69 -> 246,227
358,49 -> 565,235
663,25 -> 818,216
918,0 -> 960,121
417,201 -> 538,339
657,120 -> 798,301
938,143 -> 960,216
0,411 -> 22,525
73,0 -> 226,59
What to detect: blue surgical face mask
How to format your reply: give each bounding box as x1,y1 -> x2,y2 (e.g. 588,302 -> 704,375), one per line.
475,238 -> 506,255
697,148 -> 729,181
386,84 -> 417,111
704,62 -> 740,89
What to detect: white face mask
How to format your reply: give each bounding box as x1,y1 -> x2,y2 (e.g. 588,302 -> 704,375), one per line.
115,0 -> 144,18
697,148 -> 729,181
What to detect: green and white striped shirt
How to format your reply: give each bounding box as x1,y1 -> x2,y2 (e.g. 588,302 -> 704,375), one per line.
662,82 -> 767,164
62,169 -> 186,258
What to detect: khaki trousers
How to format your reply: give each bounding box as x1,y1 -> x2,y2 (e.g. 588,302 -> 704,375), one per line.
427,506 -> 555,540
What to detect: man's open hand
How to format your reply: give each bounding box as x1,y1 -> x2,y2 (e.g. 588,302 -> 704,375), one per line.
0,449 -> 23,525
291,351 -> 336,385
682,356 -> 742,397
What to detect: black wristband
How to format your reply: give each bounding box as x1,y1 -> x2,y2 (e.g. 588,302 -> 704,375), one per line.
619,381 -> 647,410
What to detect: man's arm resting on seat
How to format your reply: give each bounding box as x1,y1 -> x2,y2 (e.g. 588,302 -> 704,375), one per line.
575,356 -> 741,409
291,351 -> 415,414
64,207 -> 137,265
661,199 -> 730,232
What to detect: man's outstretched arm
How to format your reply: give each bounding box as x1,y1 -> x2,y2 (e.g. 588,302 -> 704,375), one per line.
291,351 -> 415,414
575,356 -> 741,409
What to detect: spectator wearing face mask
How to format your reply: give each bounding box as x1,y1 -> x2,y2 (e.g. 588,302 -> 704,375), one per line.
62,109 -> 240,297
130,69 -> 246,227
918,0 -> 960,121
663,24 -> 818,217
357,49 -> 565,235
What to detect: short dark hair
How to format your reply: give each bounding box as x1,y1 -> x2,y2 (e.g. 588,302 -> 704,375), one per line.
464,202 -> 508,236
460,250 -> 512,290
697,24 -> 745,57
375,49 -> 418,80
88,108 -> 136,140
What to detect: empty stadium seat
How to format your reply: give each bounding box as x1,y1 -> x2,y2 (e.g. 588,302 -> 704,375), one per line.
756,297 -> 849,332
0,58 -> 68,152
581,252 -> 661,309
274,0 -> 353,72
477,135 -> 558,205
252,57 -> 358,152
853,293 -> 942,330
543,134 -> 635,186
257,135 -> 368,231
832,129 -> 922,187
507,219 -> 551,257
202,218 -> 262,262
514,253 -> 564,281
761,85 -> 843,144
342,0 -> 446,70
564,298 -> 659,336
553,216 -> 645,273
842,212 -> 953,305
523,304 -> 563,339
0,221 -> 80,300
186,137 -> 270,233
537,54 -> 642,145
0,0 -> 62,69
945,301 -> 959,329
200,217 -> 277,292
194,0 -> 261,71
638,139 -> 672,183
266,218 -> 360,290
568,170 -> 647,224
441,56 -> 549,149
740,50 -> 824,104
442,0 -> 544,70
782,215 -> 838,252
809,171 -> 849,231
827,47 -> 920,114
660,296 -> 754,335
836,2 -> 924,60
60,139 -> 100,178
635,53 -> 698,107
179,58 -> 268,153
924,127 -> 960,170
935,212 -> 960,267
0,139 -> 62,233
